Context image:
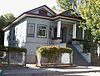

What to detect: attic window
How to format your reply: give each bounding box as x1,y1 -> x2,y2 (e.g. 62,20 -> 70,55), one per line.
39,9 -> 47,16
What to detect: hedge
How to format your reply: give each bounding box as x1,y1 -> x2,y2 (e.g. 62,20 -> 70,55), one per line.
36,46 -> 72,62
0,45 -> 27,53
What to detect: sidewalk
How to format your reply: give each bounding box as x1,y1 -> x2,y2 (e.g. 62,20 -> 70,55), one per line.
2,64 -> 100,76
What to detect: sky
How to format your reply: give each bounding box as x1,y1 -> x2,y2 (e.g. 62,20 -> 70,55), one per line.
0,0 -> 57,17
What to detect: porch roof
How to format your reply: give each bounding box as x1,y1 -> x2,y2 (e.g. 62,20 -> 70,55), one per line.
58,9 -> 82,20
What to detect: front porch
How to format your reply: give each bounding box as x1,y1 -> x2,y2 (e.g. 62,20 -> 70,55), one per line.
49,19 -> 91,65
50,19 -> 84,46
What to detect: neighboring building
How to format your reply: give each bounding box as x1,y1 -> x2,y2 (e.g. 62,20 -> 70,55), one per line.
3,5 -> 91,65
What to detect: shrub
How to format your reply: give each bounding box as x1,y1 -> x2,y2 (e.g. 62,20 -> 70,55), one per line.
0,45 -> 6,51
0,45 -> 27,53
7,46 -> 27,53
36,46 -> 72,62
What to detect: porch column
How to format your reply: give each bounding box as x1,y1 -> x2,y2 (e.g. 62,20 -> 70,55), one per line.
57,20 -> 61,37
82,27 -> 86,39
72,23 -> 77,39
97,43 -> 100,57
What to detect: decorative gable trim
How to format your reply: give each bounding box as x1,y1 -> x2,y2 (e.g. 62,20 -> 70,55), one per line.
3,5 -> 84,31
24,5 -> 56,17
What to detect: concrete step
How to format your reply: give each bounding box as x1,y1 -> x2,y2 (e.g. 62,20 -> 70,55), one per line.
68,44 -> 89,66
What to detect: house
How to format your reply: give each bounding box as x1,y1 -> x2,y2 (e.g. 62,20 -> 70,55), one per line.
3,5 -> 91,65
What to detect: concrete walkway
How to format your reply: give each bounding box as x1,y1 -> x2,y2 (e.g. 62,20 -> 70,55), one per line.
2,64 -> 100,76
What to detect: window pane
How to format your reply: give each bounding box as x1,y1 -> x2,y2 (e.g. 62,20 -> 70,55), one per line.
39,9 -> 47,16
37,25 -> 47,38
27,23 -> 35,37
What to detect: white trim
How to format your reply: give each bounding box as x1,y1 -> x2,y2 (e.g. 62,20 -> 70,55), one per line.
26,14 -> 82,21
82,27 -> 86,39
57,20 -> 61,37
27,23 -> 35,37
97,44 -> 100,57
3,14 -> 27,31
72,23 -> 77,39
3,14 -> 82,31
37,24 -> 47,38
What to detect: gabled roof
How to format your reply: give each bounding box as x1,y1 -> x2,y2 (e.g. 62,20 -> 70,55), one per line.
24,5 -> 56,17
58,9 -> 82,19
3,5 -> 83,31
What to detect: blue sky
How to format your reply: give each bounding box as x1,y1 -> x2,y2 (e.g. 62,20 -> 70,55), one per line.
0,0 -> 57,17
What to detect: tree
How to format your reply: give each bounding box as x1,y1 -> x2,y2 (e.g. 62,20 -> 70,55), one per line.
57,0 -> 77,10
52,6 -> 62,14
0,13 -> 15,45
0,13 -> 15,29
78,0 -> 100,42
0,16 -> 6,29
56,0 -> 100,42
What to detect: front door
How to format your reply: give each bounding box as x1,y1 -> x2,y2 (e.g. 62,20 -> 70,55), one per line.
62,26 -> 72,43
62,27 -> 67,43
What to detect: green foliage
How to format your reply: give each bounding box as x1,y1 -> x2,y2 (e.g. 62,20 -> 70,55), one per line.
56,0 -> 100,42
0,45 -> 6,51
0,45 -> 6,57
0,16 -> 6,29
56,0 -> 77,10
83,39 -> 90,52
0,45 -> 27,53
78,0 -> 100,41
3,13 -> 15,23
82,39 -> 97,52
7,46 -> 27,53
37,46 -> 72,60
0,13 -> 15,29
37,46 -> 72,62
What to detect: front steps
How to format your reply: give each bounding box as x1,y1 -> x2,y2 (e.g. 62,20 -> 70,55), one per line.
68,44 -> 90,66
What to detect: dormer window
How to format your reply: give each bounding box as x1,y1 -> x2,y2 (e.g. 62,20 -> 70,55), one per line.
39,9 -> 47,16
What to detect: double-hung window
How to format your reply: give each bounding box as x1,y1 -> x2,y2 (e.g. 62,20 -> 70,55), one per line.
27,23 -> 35,37
37,24 -> 47,38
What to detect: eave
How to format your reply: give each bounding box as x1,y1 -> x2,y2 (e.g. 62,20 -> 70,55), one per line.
3,13 -> 83,31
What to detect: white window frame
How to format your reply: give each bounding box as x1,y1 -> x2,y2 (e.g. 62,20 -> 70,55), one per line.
37,24 -> 47,38
27,23 -> 35,37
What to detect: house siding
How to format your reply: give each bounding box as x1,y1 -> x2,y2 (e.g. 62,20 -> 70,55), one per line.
4,19 -> 27,47
15,20 -> 27,47
25,17 -> 53,63
25,42 -> 47,63
26,17 -> 53,43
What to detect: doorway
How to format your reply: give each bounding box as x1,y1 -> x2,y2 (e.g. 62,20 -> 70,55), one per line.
62,27 -> 67,43
62,26 -> 72,43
